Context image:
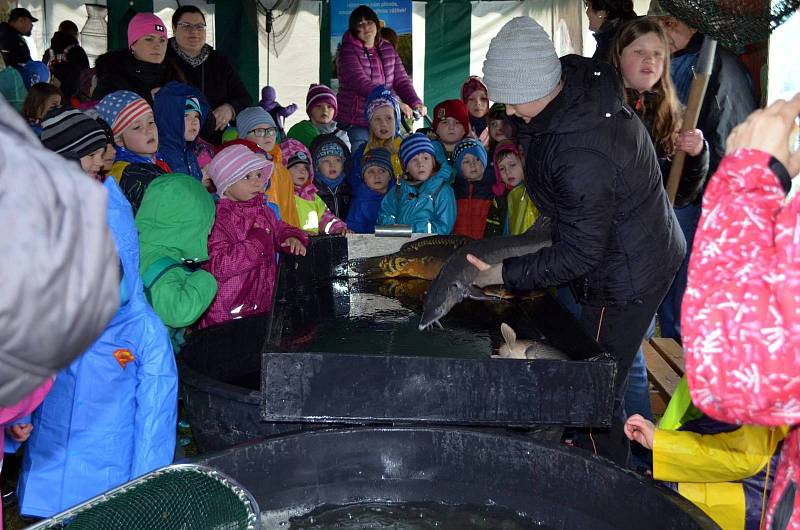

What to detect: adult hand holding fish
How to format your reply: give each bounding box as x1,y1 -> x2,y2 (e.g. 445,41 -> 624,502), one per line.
465,254 -> 503,288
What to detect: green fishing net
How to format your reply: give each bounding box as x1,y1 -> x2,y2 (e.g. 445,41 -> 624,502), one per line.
656,0 -> 799,49
28,465 -> 259,530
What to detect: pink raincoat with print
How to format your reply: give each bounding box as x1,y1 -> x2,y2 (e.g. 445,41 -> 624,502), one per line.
682,148 -> 800,530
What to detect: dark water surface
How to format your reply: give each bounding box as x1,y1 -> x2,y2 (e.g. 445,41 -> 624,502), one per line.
287,501 -> 557,530
214,277 -> 594,391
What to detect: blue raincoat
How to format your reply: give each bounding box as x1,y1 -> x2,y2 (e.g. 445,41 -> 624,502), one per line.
153,81 -> 209,180
17,178 -> 177,517
377,162 -> 455,234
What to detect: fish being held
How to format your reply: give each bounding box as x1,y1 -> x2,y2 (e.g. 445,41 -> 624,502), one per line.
495,323 -> 567,360
348,235 -> 472,280
419,223 -> 552,331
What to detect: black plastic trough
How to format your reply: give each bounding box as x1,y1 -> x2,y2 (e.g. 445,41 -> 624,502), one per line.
193,426 -> 720,529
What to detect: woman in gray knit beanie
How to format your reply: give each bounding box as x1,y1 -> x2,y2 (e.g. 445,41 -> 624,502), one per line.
474,16 -> 687,470
481,17 -> 563,122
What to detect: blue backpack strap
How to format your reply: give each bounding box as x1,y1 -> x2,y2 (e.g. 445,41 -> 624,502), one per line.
141,257 -> 191,305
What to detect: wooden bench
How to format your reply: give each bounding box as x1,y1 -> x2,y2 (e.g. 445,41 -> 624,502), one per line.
642,338 -> 684,415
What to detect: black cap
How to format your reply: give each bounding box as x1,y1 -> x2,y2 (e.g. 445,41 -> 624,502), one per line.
9,8 -> 38,22
286,151 -> 311,169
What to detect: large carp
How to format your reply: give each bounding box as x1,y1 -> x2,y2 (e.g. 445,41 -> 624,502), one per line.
348,235 -> 473,280
419,226 -> 552,331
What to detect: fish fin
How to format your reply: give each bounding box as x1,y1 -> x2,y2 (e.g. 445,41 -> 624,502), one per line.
466,285 -> 505,301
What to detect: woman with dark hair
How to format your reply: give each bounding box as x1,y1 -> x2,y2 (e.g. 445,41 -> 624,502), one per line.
93,12 -> 186,104
166,5 -> 252,145
584,0 -> 637,62
336,5 -> 424,150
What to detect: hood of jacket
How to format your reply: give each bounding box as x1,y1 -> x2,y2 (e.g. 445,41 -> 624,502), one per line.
135,173 -> 215,270
516,55 -> 624,138
153,81 -> 209,179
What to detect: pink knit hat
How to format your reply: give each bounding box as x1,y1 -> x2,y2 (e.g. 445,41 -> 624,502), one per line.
208,144 -> 274,197
493,140 -> 523,195
128,13 -> 168,48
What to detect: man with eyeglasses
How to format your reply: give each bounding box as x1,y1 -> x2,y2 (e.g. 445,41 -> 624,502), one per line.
167,5 -> 252,144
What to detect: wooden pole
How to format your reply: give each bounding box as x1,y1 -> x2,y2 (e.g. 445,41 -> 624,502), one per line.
665,37 -> 717,204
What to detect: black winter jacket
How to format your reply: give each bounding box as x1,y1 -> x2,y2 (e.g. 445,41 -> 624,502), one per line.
503,55 -> 686,306
315,179 -> 352,221
673,33 -> 756,177
166,40 -> 252,144
627,89 -> 710,208
93,50 -> 186,104
0,22 -> 31,66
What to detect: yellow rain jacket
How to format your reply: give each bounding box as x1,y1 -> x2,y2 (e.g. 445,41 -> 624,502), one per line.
504,184 -> 539,236
653,378 -> 788,530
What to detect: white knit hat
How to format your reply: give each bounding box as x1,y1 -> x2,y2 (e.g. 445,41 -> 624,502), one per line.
482,17 -> 562,105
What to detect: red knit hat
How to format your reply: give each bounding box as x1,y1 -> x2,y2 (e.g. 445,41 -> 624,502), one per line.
460,76 -> 488,104
433,99 -> 470,133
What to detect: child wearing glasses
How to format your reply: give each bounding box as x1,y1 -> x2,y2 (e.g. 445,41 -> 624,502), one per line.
235,106 -> 300,228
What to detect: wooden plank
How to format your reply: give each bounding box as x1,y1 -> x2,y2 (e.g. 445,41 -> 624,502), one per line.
650,338 -> 685,377
650,390 -> 668,416
642,341 -> 682,399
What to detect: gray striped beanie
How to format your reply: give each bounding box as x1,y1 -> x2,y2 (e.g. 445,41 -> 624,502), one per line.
41,108 -> 107,159
482,17 -> 562,105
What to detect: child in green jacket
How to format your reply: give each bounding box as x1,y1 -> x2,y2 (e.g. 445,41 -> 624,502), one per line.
135,173 -> 218,348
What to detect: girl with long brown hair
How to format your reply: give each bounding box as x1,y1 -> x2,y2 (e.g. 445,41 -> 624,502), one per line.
610,18 -> 708,369
610,17 -> 708,207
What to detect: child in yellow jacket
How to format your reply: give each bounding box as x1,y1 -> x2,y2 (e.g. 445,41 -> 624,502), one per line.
625,377 -> 788,530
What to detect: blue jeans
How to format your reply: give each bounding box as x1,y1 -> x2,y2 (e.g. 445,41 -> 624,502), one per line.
658,203 -> 701,339
340,124 -> 370,153
557,287 -> 653,422
624,320 -> 655,422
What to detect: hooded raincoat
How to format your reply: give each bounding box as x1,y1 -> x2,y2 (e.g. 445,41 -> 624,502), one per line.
198,196 -> 307,329
377,163 -> 455,234
135,174 -> 217,346
682,149 -> 800,530
17,178 -> 177,517
153,81 -> 209,180
653,378 -> 787,530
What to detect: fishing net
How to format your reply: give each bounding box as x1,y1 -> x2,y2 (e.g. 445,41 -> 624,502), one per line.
655,0 -> 799,50
28,464 -> 260,530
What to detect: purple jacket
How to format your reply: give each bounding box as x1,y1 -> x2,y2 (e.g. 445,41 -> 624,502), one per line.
336,32 -> 421,128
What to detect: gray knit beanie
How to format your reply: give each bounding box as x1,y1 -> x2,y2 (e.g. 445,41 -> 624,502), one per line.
482,17 -> 562,105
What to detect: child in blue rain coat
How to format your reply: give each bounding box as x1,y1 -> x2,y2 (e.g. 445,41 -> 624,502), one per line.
17,112 -> 177,518
153,81 -> 209,181
378,133 -> 455,234
347,147 -> 394,233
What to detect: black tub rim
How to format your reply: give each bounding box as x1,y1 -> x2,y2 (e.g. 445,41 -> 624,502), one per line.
192,425 -> 720,530
178,353 -> 261,405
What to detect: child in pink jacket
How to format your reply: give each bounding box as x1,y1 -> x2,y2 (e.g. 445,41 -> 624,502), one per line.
198,144 -> 308,329
1,379 -> 53,523
681,94 -> 800,530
